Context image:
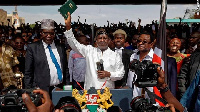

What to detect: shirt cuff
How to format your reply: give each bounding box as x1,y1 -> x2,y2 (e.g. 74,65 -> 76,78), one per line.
183,107 -> 188,112
64,28 -> 73,38
109,72 -> 120,81
109,72 -> 114,79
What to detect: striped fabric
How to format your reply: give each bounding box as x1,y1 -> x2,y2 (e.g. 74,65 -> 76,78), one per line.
152,0 -> 167,107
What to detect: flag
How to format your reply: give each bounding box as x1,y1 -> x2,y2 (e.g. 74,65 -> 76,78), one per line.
152,0 -> 167,106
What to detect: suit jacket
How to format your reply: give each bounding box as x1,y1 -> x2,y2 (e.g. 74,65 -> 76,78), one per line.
115,49 -> 133,87
24,40 -> 69,92
167,56 -> 177,97
179,49 -> 200,98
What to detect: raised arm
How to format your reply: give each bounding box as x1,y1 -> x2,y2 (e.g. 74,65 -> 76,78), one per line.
64,12 -> 89,57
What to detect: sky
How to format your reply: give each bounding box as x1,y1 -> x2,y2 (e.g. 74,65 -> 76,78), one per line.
0,4 -> 197,27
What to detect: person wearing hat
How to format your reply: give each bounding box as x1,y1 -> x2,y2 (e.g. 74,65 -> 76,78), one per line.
64,12 -> 124,90
113,29 -> 133,88
24,19 -> 70,96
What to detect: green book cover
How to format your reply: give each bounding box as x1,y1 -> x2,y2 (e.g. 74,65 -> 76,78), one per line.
58,0 -> 78,19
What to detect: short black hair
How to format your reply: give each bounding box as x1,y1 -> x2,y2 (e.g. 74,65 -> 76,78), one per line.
190,31 -> 200,38
140,30 -> 155,43
76,35 -> 87,42
14,36 -> 25,42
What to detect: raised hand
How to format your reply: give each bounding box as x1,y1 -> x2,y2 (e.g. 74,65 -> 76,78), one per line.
64,12 -> 71,30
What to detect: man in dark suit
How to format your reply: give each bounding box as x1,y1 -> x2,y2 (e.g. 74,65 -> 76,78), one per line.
113,29 -> 133,88
179,38 -> 200,99
24,19 -> 69,94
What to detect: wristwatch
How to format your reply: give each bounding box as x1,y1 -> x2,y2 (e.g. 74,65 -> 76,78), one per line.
159,86 -> 169,93
158,83 -> 169,93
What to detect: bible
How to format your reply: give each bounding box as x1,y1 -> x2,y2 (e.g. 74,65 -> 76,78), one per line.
58,0 -> 78,19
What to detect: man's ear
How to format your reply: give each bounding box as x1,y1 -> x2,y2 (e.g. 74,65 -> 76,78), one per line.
153,39 -> 156,45
40,32 -> 43,38
108,38 -> 111,42
150,39 -> 156,47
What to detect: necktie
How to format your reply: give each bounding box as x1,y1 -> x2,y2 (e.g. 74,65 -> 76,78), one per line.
47,45 -> 62,81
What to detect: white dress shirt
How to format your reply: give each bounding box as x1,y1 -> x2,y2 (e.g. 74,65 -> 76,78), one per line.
42,41 -> 63,86
115,47 -> 124,58
193,44 -> 197,51
127,48 -> 154,99
64,29 -> 124,90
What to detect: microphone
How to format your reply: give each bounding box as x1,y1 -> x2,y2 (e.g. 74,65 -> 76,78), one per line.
96,59 -> 104,71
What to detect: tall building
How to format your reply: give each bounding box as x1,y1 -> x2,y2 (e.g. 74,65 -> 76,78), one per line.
4,6 -> 25,28
0,9 -> 7,25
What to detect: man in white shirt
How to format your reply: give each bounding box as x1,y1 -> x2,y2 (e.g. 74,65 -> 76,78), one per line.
64,12 -> 124,90
127,31 -> 155,99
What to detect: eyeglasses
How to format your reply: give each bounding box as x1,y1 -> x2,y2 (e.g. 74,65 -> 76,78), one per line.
41,32 -> 55,36
137,40 -> 151,44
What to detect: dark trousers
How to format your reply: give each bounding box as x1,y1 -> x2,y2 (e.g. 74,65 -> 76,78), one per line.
0,78 -> 3,91
72,79 -> 84,90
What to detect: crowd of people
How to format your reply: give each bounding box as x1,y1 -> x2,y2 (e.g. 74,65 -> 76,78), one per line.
0,11 -> 200,111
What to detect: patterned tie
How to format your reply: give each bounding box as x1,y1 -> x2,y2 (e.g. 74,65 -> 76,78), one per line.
47,45 -> 62,81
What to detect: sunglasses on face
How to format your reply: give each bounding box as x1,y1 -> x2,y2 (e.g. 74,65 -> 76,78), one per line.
41,32 -> 55,36
137,40 -> 151,44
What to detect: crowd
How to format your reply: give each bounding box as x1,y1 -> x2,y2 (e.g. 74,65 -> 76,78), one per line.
0,12 -> 199,111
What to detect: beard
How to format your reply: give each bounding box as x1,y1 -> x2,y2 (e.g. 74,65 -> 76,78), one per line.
98,45 -> 108,51
97,42 -> 108,51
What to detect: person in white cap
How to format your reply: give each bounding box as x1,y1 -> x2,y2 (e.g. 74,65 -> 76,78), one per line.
24,19 -> 70,96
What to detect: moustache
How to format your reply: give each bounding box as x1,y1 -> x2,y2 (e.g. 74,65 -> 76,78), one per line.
98,42 -> 106,45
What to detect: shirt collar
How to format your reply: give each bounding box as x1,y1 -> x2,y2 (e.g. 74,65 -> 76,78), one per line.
97,47 -> 111,53
193,44 -> 197,50
148,48 -> 154,59
42,40 -> 55,48
115,47 -> 124,50
136,48 -> 154,59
